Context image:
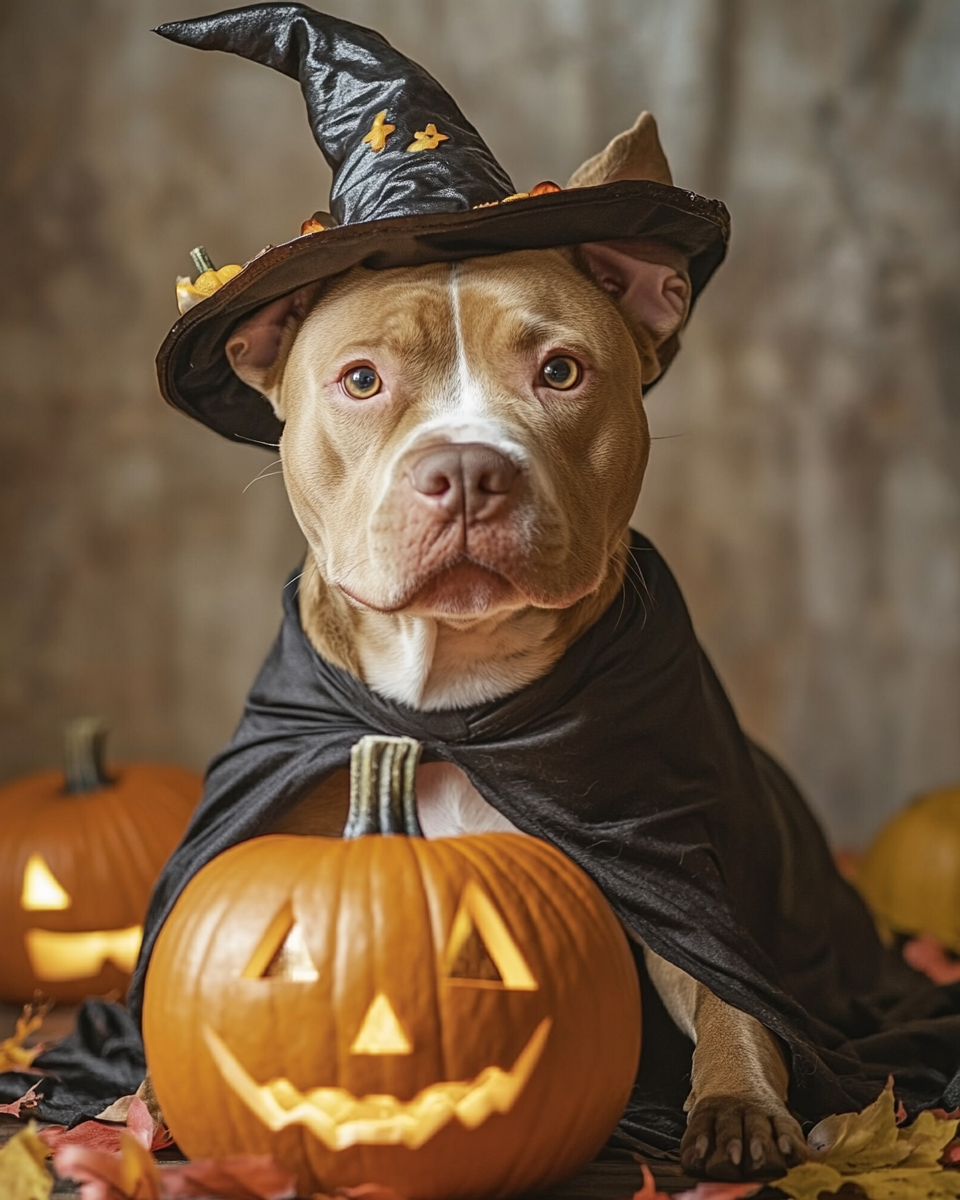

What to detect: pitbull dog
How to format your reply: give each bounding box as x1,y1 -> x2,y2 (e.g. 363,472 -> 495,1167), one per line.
222,115 -> 808,1180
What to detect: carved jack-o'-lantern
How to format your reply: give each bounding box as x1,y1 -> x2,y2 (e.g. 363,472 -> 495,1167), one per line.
144,736 -> 641,1200
0,718 -> 201,1003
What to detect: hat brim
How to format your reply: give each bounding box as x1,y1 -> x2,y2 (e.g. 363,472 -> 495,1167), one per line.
156,179 -> 729,447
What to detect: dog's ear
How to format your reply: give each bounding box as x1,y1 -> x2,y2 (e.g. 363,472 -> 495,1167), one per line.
567,111 -> 673,189
569,114 -> 690,385
225,285 -> 318,417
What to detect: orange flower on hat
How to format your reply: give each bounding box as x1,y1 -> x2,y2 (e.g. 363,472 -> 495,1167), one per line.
407,122 -> 449,152
362,109 -> 395,152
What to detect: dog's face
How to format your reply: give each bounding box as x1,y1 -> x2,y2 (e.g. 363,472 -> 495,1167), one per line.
225,113 -> 691,632
227,242 -> 689,624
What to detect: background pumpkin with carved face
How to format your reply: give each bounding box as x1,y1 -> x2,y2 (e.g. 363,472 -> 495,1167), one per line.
0,719 -> 201,1003
144,737 -> 641,1200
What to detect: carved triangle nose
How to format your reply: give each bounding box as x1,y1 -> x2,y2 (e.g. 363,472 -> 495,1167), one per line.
350,992 -> 413,1055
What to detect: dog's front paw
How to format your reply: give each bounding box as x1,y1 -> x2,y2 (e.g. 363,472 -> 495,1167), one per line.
680,1095 -> 807,1180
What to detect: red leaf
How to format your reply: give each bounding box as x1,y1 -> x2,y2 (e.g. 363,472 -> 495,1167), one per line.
54,1134 -> 161,1199
41,1121 -> 125,1153
903,936 -> 960,986
943,1139 -> 960,1167
0,1081 -> 41,1117
895,1098 -> 909,1125
125,1096 -> 173,1151
158,1156 -> 296,1199
332,1187 -> 406,1200
40,1097 -> 172,1156
630,1163 -> 670,1199
674,1183 -> 763,1199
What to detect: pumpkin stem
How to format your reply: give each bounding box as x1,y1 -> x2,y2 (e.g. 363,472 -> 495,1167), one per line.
62,717 -> 113,794
189,246 -> 216,277
345,736 -> 423,838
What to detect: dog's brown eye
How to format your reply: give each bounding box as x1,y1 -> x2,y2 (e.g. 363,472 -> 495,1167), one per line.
341,365 -> 381,399
541,356 -> 580,390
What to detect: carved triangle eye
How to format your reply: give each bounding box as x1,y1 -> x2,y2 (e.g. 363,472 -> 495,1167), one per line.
243,903 -> 319,981
443,881 -> 538,991
21,854 -> 72,911
447,919 -> 503,983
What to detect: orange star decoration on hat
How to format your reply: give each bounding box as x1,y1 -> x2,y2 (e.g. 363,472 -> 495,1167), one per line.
407,122 -> 448,152
362,109 -> 395,152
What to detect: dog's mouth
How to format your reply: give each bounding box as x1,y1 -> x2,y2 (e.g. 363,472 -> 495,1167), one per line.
203,1017 -> 551,1150
339,557 -> 523,616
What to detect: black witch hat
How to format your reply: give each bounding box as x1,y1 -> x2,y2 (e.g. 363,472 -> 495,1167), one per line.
155,3 -> 730,447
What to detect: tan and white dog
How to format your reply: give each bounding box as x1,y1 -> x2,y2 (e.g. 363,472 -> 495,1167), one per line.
223,115 -> 807,1180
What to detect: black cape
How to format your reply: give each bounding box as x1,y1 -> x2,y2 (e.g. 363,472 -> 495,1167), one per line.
7,532 -> 960,1144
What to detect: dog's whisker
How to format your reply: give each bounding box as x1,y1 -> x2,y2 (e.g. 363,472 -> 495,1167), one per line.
234,434 -> 281,449
242,470 -> 285,494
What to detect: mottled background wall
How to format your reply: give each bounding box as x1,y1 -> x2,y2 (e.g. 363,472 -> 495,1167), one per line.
2,0 -> 958,846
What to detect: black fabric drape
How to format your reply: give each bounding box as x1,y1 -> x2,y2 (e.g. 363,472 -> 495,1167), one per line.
6,531 -> 960,1140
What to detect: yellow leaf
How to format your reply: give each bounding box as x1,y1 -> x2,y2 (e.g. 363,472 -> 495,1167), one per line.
900,1111 -> 960,1169
773,1160 -> 843,1200
118,1131 -> 162,1200
808,1082 -> 908,1171
0,1001 -> 50,1073
844,1166 -> 960,1199
0,1122 -> 53,1200
779,1085 -> 960,1199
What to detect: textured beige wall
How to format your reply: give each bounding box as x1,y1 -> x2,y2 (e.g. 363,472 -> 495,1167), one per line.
1,1 -> 958,846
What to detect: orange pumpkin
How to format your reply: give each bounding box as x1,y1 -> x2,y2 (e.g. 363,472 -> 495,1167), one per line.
143,736 -> 641,1200
0,718 -> 201,1003
857,784 -> 960,951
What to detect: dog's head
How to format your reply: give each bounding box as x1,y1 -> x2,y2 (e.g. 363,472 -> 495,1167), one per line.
226,115 -> 690,623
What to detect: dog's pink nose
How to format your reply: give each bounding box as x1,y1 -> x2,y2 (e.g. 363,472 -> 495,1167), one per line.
408,443 -> 519,522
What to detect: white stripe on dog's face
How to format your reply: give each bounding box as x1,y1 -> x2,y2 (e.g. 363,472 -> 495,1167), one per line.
278,250 -> 650,620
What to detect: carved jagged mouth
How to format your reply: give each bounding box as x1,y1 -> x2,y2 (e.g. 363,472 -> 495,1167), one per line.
203,1017 -> 552,1151
25,925 -> 142,981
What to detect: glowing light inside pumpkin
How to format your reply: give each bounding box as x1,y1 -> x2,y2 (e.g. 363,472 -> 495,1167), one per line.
203,1016 -> 552,1150
21,854 -> 72,911
25,924 -> 142,982
349,994 -> 412,1056
444,881 -> 538,990
243,905 -> 320,982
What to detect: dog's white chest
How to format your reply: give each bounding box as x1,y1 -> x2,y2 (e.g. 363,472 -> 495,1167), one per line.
416,761 -> 521,838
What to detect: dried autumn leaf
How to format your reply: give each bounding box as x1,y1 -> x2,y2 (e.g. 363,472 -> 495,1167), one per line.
0,1121 -> 53,1200
41,1122 -> 124,1153
840,1166 -> 960,1198
125,1096 -> 173,1151
772,1160 -> 845,1200
327,1187 -> 407,1200
0,1081 -> 41,1117
944,1141 -> 960,1168
158,1155 -> 295,1199
630,1164 -> 669,1199
40,1096 -> 172,1155
807,1081 -> 907,1171
54,1130 -> 161,1200
899,1111 -> 960,1169
623,1165 -> 761,1200
674,1182 -> 763,1199
95,1094 -> 138,1123
903,936 -> 960,986
0,1001 -> 51,1073
778,1084 -> 960,1199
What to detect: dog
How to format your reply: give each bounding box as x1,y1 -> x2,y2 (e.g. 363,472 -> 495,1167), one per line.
212,113 -> 809,1181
